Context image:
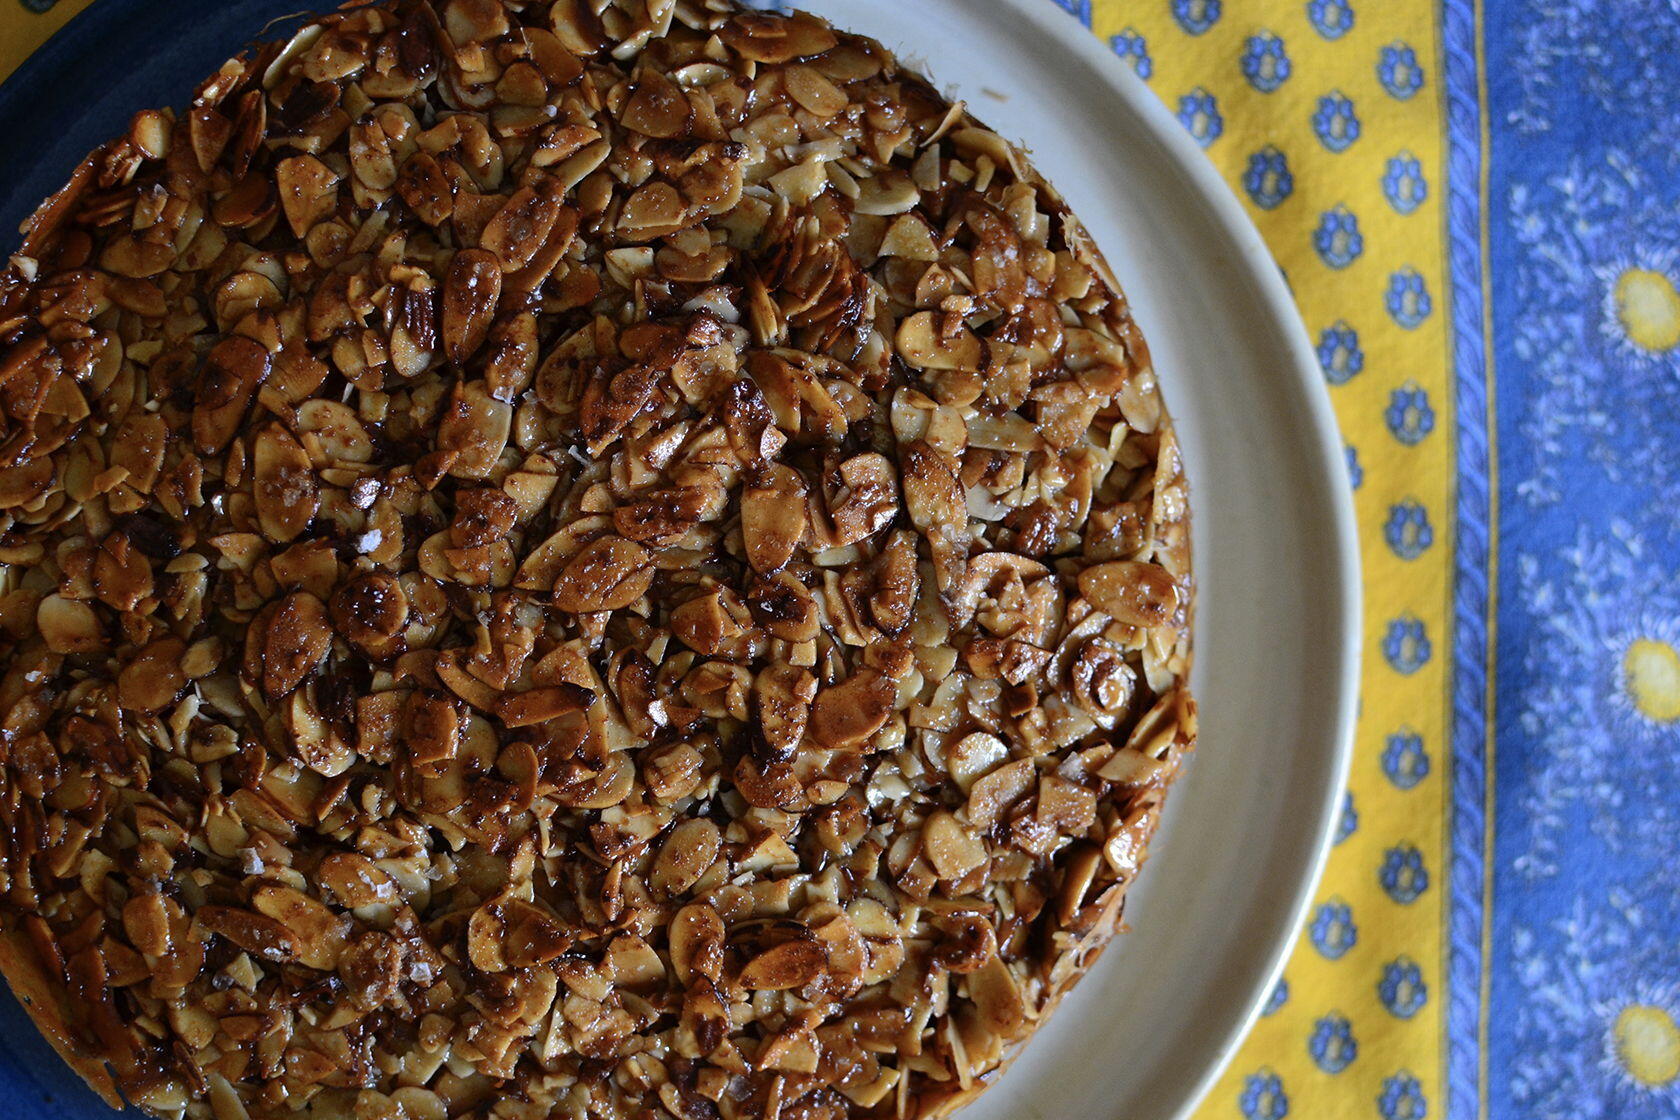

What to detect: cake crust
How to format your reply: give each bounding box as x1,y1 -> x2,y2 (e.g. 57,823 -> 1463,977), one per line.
0,3 -> 1194,1117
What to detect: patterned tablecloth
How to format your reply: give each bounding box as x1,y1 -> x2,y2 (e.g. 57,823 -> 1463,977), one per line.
4,1 -> 1679,1119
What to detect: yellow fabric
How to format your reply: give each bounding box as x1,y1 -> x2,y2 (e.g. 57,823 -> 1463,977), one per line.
0,1 -> 88,81
0,2 -> 1451,1116
1096,5 -> 1451,1115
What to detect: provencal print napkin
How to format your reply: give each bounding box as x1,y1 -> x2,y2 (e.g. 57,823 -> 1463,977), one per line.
1085,4 -> 1452,1116
1059,3 -> 1680,1120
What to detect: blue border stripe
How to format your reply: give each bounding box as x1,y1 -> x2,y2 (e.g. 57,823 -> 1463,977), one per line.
1440,0 -> 1492,1117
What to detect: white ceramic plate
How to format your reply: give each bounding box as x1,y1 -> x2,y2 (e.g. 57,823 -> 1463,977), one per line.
780,2 -> 1362,1117
0,2 -> 1357,1116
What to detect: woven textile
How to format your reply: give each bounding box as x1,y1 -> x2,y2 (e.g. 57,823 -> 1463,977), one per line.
3,2 -> 1679,1118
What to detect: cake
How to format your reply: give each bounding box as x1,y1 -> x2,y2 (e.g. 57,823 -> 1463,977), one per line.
0,2 -> 1194,1116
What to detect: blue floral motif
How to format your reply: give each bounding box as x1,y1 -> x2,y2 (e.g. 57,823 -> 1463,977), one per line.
1239,1069 -> 1289,1120
1509,526 -> 1680,880
1336,791 -> 1358,844
1313,92 -> 1361,153
1314,206 -> 1364,269
1380,845 -> 1429,904
1109,29 -> 1152,80
1383,616 -> 1431,675
1242,33 -> 1292,93
1378,42 -> 1425,100
1176,88 -> 1223,148
1384,500 -> 1434,560
1380,958 -> 1428,1018
1386,383 -> 1436,444
1263,976 -> 1290,1016
1378,1072 -> 1428,1120
1382,730 -> 1430,790
1309,1014 -> 1357,1074
1243,147 -> 1294,210
1046,0 -> 1092,25
1483,9 -> 1680,1111
1310,899 -> 1358,960
1317,322 -> 1363,385
1306,0 -> 1353,40
1345,444 -> 1363,489
1511,888 -> 1680,1119
1172,0 -> 1221,35
1383,153 -> 1429,215
1386,267 -> 1433,328
1384,268 -> 1424,329
1507,154 -> 1680,524
1510,1 -> 1680,163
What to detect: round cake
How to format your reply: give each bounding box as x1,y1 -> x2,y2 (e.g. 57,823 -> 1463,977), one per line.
0,2 -> 1194,1117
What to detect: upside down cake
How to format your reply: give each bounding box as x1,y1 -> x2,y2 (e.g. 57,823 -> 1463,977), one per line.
0,1 -> 1195,1117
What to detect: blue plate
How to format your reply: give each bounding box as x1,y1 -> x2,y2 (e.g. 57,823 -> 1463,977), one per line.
0,0 -> 330,247
0,6 -> 334,1111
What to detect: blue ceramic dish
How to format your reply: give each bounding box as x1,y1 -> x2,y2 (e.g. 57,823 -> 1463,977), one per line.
0,1 -> 327,246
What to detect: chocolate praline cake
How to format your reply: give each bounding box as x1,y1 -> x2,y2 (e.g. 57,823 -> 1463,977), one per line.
0,2 -> 1194,1117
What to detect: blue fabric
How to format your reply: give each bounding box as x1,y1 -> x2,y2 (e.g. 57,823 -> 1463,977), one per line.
1480,4 -> 1680,1118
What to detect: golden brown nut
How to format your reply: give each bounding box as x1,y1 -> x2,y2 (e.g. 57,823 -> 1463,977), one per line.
0,3 -> 1193,1118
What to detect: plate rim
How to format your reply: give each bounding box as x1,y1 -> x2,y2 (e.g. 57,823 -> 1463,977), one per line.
974,1 -> 1363,1113
0,2 -> 1362,1117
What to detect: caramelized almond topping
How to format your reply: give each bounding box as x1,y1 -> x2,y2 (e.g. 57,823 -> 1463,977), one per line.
0,3 -> 1191,1118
